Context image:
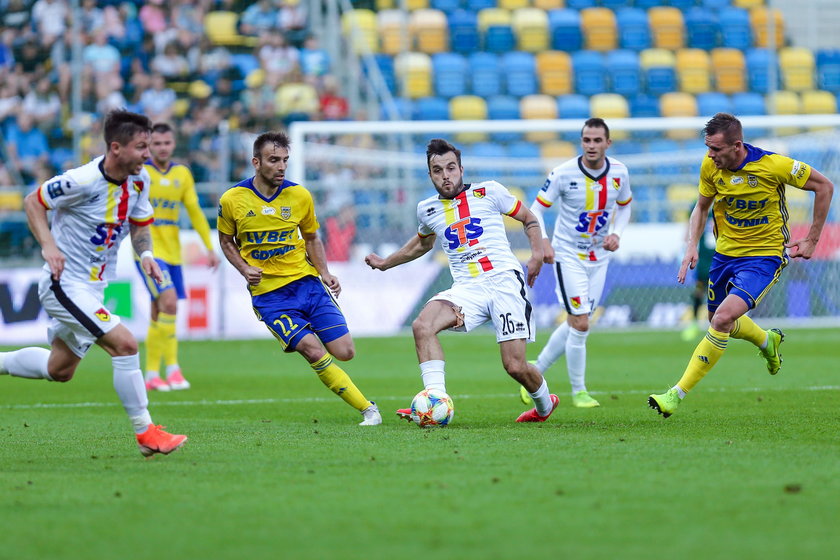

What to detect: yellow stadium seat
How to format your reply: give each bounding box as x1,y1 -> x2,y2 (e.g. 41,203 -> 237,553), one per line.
710,48 -> 746,94
750,7 -> 784,49
649,7 -> 685,50
342,9 -> 379,54
580,7 -> 617,52
378,10 -> 409,55
521,94 -> 558,143
660,92 -> 698,139
540,140 -> 577,172
204,11 -> 258,47
590,93 -> 629,139
536,50 -> 572,95
779,47 -> 816,92
275,83 -> 319,118
410,9 -> 449,54
406,0 -> 429,10
766,90 -> 802,135
498,0 -> 530,10
450,95 -> 489,143
375,0 -> 395,9
533,0 -> 564,9
512,8 -> 549,53
395,52 -> 433,98
0,190 -> 23,212
478,8 -> 512,33
676,48 -> 711,94
666,184 -> 699,222
640,47 -> 676,70
801,90 -> 837,114
733,0 -> 765,8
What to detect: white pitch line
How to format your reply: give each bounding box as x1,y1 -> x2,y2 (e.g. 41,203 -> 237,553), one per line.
2,385 -> 838,411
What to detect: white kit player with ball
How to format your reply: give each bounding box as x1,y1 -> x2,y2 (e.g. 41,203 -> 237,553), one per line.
520,118 -> 632,409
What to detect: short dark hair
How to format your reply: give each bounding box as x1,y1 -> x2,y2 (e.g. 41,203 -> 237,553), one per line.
582,117 -> 610,139
703,112 -> 743,144
426,138 -> 461,169
253,131 -> 291,159
103,109 -> 152,146
151,122 -> 173,134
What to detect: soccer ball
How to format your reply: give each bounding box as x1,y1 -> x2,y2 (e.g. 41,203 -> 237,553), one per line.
410,389 -> 454,428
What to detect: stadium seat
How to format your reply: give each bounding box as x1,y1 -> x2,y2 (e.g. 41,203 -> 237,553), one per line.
750,7 -> 784,49
410,9 -> 450,54
395,52 -> 433,98
533,0 -> 563,9
766,91 -> 801,115
204,11 -> 257,47
478,8 -> 516,53
669,0 -> 699,11
801,90 -> 837,114
590,93 -> 630,139
640,48 -> 677,96
732,92 -> 766,115
414,96 -> 450,120
746,48 -> 778,94
572,50 -> 607,97
368,54 -> 398,95
498,0 -> 529,10
466,0 -> 496,10
676,48 -> 712,94
341,9 -> 379,54
520,94 -> 558,142
432,52 -> 469,98
629,94 -> 661,118
540,140 -> 577,172
666,184 -> 699,223
380,97 -> 414,119
816,49 -> 840,94
634,0 -> 664,8
648,7 -> 685,50
536,50 -> 573,96
431,0 -> 461,13
487,95 -> 522,142
0,190 -> 23,212
548,9 -> 583,52
557,93 -> 590,123
710,48 -> 746,94
566,0 -> 596,8
448,9 -> 480,54
406,0 -> 430,9
512,8 -> 549,53
377,10 -> 408,55
660,92 -> 698,139
606,49 -> 642,97
450,95 -> 489,142
468,52 -> 503,97
615,8 -> 651,52
230,53 -> 260,80
718,7 -> 751,51
580,8 -> 617,52
374,0 -> 394,9
696,92 -> 733,116
507,140 -> 541,181
465,142 -> 506,179
600,0 -> 630,9
779,47 -> 816,93
733,0 -> 764,8
684,7 -> 720,50
501,51 -> 538,98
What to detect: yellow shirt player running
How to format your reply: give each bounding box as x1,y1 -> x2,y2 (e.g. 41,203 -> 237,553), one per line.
136,123 -> 220,392
217,131 -> 381,426
649,112 -> 834,418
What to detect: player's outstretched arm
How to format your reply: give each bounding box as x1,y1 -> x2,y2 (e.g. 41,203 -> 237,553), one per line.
511,204 -> 544,287
365,233 -> 436,271
24,190 -> 64,279
303,231 -> 341,297
219,231 -> 262,285
678,194 -> 714,284
786,168 -> 834,259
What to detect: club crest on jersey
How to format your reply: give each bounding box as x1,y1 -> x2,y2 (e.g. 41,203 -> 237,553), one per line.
570,296 -> 581,309
473,187 -> 486,198
262,206 -> 276,216
612,178 -> 621,190
747,175 -> 758,187
94,308 -> 111,322
280,206 -> 292,220
133,181 -> 144,193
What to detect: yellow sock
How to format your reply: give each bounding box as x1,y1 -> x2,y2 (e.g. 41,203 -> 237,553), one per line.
310,354 -> 371,411
145,320 -> 163,374
730,315 -> 767,348
676,327 -> 730,392
158,312 -> 178,367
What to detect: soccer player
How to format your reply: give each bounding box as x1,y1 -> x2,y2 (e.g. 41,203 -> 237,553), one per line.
217,131 -> 381,426
364,138 -> 560,423
0,109 -> 187,457
519,118 -> 632,409
649,113 -> 834,417
137,122 -> 220,392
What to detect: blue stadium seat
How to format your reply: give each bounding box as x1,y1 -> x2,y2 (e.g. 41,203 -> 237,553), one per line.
466,142 -> 506,179
732,92 -> 766,115
718,7 -> 751,50
414,96 -> 450,120
432,0 -> 462,13
380,97 -> 414,120
696,92 -> 733,116
684,8 -> 720,50
701,0 -> 731,9
501,51 -> 538,97
600,0 -> 629,10
465,0 -> 495,11
746,48 -> 779,94
566,0 -> 596,8
507,140 -> 541,180
606,49 -> 642,97
557,93 -> 590,138
669,0 -> 698,11
432,52 -> 469,98
816,49 -> 840,94
634,0 -> 664,9
483,21 -> 516,54
572,50 -> 607,96
448,10 -> 480,54
487,95 -> 521,142
616,8 -> 651,51
629,94 -> 661,118
230,53 -> 260,79
368,54 -> 397,95
469,52 -> 503,97
548,9 -> 583,52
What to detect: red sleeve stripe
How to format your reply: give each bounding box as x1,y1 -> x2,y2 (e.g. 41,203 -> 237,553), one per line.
418,232 -> 434,239
129,217 -> 155,226
617,197 -> 632,206
536,194 -> 552,208
36,187 -> 50,209
506,200 -> 522,216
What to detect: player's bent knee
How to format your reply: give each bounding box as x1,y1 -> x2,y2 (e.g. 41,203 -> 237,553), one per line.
48,367 -> 75,382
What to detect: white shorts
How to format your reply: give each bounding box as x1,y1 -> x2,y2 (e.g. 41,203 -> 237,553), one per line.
429,270 -> 535,343
39,274 -> 121,358
552,254 -> 610,316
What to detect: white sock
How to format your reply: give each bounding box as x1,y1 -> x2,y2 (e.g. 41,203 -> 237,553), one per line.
112,354 -> 152,433
419,360 -> 446,393
529,378 -> 553,416
566,327 -> 589,393
536,322 -> 570,373
166,364 -> 180,376
2,348 -> 53,380
759,336 -> 769,350
145,370 -> 160,382
673,385 -> 686,399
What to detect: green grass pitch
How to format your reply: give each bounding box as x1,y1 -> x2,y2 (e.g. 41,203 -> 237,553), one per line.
2,328 -> 839,559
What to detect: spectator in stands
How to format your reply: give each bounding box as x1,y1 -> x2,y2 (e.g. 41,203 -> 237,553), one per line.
13,36 -> 48,76
139,0 -> 169,36
139,73 -> 176,123
275,68 -> 319,124
240,0 -> 280,36
324,203 -> 357,262
195,36 -> 233,83
241,70 -> 276,121
21,76 -> 61,134
319,75 -> 349,121
0,30 -> 15,71
95,78 -> 128,117
172,0 -> 209,36
79,0 -> 104,32
1,0 -> 34,33
259,32 -> 299,82
82,27 -> 121,76
0,82 -> 21,130
48,33 -> 72,100
277,0 -> 309,46
151,41 -> 191,79
0,162 -> 13,189
299,35 -> 329,85
31,0 -> 68,46
5,113 -> 50,184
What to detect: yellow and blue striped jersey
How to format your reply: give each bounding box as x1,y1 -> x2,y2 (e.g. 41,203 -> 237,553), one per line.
217,177 -> 319,296
144,160 -> 214,264
699,143 -> 811,258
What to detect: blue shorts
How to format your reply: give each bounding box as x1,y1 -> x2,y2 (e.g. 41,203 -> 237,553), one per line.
135,259 -> 186,300
707,253 -> 787,311
252,275 -> 349,352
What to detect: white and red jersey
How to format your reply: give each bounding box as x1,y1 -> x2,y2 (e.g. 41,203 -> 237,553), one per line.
35,156 -> 154,287
417,180 -> 523,284
536,156 -> 632,262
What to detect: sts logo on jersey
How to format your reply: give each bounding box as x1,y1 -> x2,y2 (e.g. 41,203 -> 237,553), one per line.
575,210 -> 610,234
445,217 -> 483,250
